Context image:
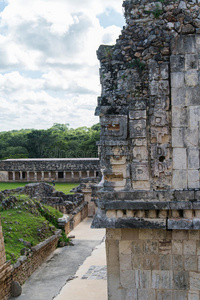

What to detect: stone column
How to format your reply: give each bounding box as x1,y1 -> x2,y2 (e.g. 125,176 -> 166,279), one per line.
79,171 -> 82,179
63,172 -> 66,180
87,170 -> 90,177
94,170 -> 97,177
34,172 -> 37,181
55,172 -> 58,181
41,171 -> 44,181
19,171 -> 23,180
71,171 -> 74,181
27,171 -> 30,181
12,171 -> 15,181
48,172 -> 51,180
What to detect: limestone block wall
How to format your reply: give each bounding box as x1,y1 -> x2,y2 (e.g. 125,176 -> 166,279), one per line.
107,228 -> 200,300
171,35 -> 200,189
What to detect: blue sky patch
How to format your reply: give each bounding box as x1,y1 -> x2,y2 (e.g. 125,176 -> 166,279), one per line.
0,1 -> 8,12
97,8 -> 125,29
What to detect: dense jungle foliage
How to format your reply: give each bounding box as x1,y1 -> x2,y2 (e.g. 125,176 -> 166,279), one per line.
0,123 -> 100,160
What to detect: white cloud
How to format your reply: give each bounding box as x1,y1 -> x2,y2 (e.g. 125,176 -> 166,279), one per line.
0,0 -> 124,131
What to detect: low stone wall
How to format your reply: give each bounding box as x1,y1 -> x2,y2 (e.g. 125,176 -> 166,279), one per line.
0,230 -> 61,300
58,202 -> 88,235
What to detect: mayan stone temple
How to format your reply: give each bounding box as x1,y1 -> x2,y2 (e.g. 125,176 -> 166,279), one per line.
92,0 -> 200,299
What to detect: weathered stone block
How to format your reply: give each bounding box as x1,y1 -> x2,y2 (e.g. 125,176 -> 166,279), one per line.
172,170 -> 187,189
119,241 -> 132,255
185,54 -> 198,70
156,290 -> 172,300
129,119 -> 146,138
173,271 -> 189,290
173,148 -> 187,169
188,170 -> 199,189
159,254 -> 171,270
184,240 -> 196,255
129,110 -> 146,120
188,291 -> 199,300
173,255 -> 183,271
168,219 -> 193,230
135,270 -> 151,289
171,73 -> 185,88
172,128 -> 184,147
106,240 -> 120,267
185,70 -> 199,87
190,272 -> 200,290
106,229 -> 121,240
121,229 -> 139,240
133,146 -> 148,162
144,240 -> 158,255
172,106 -> 188,127
119,253 -> 132,271
150,111 -> 168,127
139,229 -> 153,240
132,255 -> 143,270
174,190 -> 194,201
158,240 -> 171,255
189,106 -> 200,128
132,180 -> 150,190
184,255 -> 197,271
138,289 -> 155,300
101,116 -> 128,140
170,54 -> 185,72
143,255 -> 159,270
173,290 -> 188,300
186,87 -> 200,106
171,35 -> 196,55
120,270 -> 135,289
185,128 -> 199,147
152,270 -> 172,289
131,163 -> 149,181
124,289 -> 138,300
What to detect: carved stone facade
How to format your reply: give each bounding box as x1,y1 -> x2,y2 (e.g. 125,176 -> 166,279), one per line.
92,0 -> 200,299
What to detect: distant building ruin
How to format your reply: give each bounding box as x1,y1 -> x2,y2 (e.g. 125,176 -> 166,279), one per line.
92,0 -> 200,299
0,158 -> 100,183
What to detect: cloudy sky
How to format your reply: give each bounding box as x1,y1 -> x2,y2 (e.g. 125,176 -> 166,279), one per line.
0,0 -> 125,132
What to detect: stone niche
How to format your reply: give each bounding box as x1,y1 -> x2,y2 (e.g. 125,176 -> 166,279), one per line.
92,0 -> 200,299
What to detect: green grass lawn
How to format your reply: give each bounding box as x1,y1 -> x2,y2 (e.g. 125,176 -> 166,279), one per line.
1,194 -> 63,263
0,182 -> 79,194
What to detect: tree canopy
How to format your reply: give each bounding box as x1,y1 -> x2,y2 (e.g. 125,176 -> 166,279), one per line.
0,123 -> 100,160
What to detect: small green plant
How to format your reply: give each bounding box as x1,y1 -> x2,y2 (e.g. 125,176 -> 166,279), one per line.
104,46 -> 113,62
129,59 -> 146,72
152,4 -> 163,18
144,2 -> 163,19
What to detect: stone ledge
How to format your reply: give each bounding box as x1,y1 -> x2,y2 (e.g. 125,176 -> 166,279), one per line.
168,218 -> 200,230
104,200 -> 200,210
97,189 -> 199,201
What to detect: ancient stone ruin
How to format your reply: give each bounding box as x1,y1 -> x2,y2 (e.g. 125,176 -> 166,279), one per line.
92,0 -> 200,299
0,158 -> 100,182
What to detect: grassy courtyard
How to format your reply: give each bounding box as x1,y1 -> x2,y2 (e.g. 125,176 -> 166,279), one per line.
0,182 -> 79,194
